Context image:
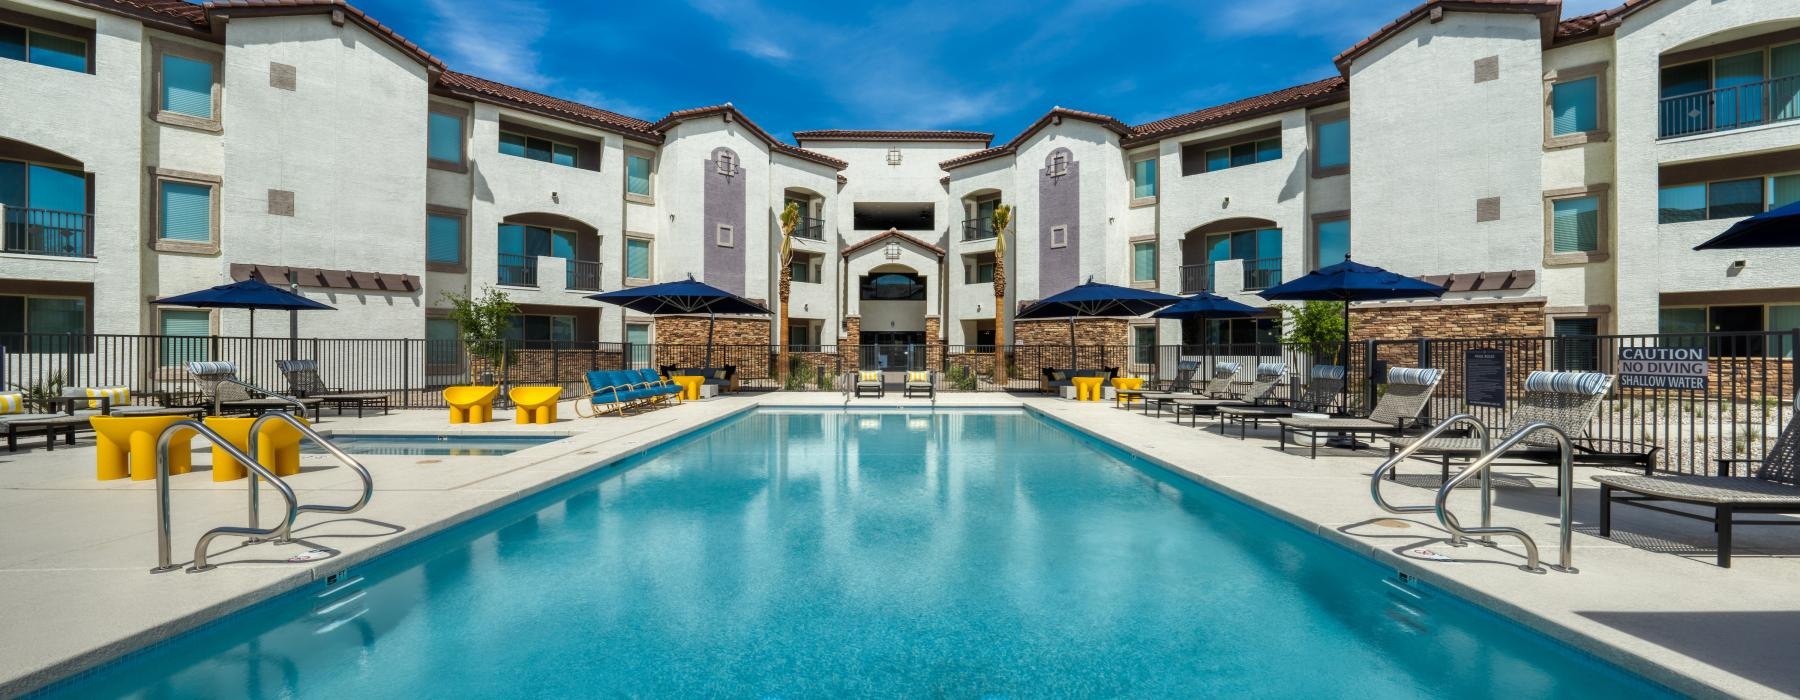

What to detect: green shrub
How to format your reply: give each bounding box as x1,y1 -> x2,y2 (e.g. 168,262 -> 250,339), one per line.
946,365 -> 978,391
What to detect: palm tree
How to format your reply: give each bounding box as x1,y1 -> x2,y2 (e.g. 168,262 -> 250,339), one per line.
990,204 -> 1012,381
777,201 -> 801,382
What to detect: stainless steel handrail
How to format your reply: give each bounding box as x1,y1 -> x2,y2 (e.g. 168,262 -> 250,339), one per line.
152,421 -> 299,573
248,412 -> 374,543
1369,413 -> 1491,546
1435,421 -> 1578,574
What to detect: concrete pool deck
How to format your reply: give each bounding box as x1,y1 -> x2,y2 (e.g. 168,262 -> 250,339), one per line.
0,392 -> 1795,697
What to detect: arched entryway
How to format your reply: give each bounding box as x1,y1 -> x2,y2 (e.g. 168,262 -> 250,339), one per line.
859,263 -> 928,369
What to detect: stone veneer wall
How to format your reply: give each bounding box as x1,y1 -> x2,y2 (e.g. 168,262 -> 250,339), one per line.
653,315 -> 771,346
1014,318 -> 1131,347
1348,300 -> 1547,343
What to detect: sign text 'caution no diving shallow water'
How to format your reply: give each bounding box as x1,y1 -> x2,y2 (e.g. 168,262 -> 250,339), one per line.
1617,347 -> 1708,390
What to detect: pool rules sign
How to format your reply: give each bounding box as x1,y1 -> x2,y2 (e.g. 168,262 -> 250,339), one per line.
1617,347 -> 1708,390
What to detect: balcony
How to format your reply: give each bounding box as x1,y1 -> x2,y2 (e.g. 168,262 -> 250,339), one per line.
792,216 -> 825,241
2,206 -> 93,258
1659,75 -> 1800,139
567,259 -> 601,291
498,253 -> 538,287
962,218 -> 995,241
1178,264 -> 1209,294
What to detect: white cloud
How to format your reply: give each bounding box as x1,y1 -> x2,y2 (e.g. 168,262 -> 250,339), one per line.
733,37 -> 792,62
423,0 -> 552,89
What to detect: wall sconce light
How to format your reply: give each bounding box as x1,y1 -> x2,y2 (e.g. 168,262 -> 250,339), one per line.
1731,259 -> 1748,271
1221,196 -> 1230,208
551,191 -> 560,203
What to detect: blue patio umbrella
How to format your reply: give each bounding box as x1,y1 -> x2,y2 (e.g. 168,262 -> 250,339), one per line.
1258,254 -> 1446,415
587,275 -> 771,365
1153,292 -> 1266,374
1017,278 -> 1183,366
1693,200 -> 1800,250
151,277 -> 335,338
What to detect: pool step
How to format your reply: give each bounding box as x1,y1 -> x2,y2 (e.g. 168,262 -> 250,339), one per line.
310,575 -> 370,635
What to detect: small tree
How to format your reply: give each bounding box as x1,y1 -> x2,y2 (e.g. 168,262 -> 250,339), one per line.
444,286 -> 518,383
1272,300 -> 1347,365
989,204 -> 1013,378
777,201 -> 801,383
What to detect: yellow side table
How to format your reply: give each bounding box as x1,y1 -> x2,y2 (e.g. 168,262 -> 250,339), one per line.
1071,376 -> 1105,402
509,386 -> 563,424
444,385 -> 499,424
90,415 -> 197,481
671,375 -> 705,401
202,416 -> 307,480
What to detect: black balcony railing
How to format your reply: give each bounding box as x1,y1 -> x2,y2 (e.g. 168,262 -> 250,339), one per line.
567,260 -> 601,291
1178,264 -> 1209,294
1659,74 -> 1800,139
1243,258 -> 1282,291
498,253 -> 538,287
2,207 -> 94,258
962,217 -> 996,241
791,216 -> 825,241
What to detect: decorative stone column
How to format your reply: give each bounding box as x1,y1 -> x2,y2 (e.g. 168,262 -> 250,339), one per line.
924,315 -> 942,370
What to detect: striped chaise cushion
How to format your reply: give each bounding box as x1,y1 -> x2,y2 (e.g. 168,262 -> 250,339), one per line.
1310,364 -> 1346,380
1387,367 -> 1442,386
84,386 -> 131,408
187,361 -> 239,379
1256,362 -> 1287,379
1213,362 -> 1240,378
1524,370 -> 1610,395
0,392 -> 22,415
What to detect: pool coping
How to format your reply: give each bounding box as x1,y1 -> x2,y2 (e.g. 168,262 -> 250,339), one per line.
2,395 -> 1761,697
1020,403 -> 1719,699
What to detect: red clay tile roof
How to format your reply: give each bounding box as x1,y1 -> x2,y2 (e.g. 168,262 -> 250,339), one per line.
792,130 -> 993,145
938,107 -> 1130,170
1333,0 -> 1561,73
437,71 -> 660,141
203,1 -> 445,69
1552,0 -> 1660,44
840,228 -> 945,258
1123,77 -> 1348,146
650,104 -> 848,170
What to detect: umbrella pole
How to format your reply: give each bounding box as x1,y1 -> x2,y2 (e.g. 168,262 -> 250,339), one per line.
1342,300 -> 1352,408
1068,316 -> 1077,369
706,312 -> 716,367
248,308 -> 255,385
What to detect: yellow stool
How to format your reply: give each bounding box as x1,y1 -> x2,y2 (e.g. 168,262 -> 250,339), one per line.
90,415 -> 198,481
444,385 -> 499,424
203,416 -> 307,481
1112,377 -> 1144,404
671,375 -> 705,401
508,386 -> 563,424
1072,376 -> 1105,402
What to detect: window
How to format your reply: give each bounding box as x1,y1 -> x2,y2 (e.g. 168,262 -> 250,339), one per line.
159,52 -> 216,120
1552,317 -> 1600,371
1314,117 -> 1349,173
1659,174 -> 1799,223
1049,152 -> 1068,177
427,110 -> 464,165
1133,325 -> 1157,365
1660,43 -> 1800,137
625,236 -> 652,281
787,320 -> 820,351
625,321 -> 652,364
497,223 -> 596,289
0,158 -> 90,257
1049,225 -> 1068,249
426,212 -> 464,267
507,314 -> 576,347
717,151 -> 736,175
886,147 -> 902,165
1550,195 -> 1600,254
790,251 -> 822,284
860,273 -> 926,301
716,224 -> 734,247
0,294 -> 86,339
1201,136 -> 1281,173
1205,227 -> 1282,290
158,179 -> 213,243
1131,241 -> 1155,283
500,131 -> 579,167
1189,317 -> 1278,348
1313,218 -> 1350,270
425,317 -> 462,368
1131,156 -> 1157,202
159,309 -> 210,366
1,22 -> 87,73
963,253 -> 994,284
1662,305 -> 1800,357
1550,76 -> 1600,136
626,152 -> 653,199
1659,307 -> 1707,338
1773,305 -> 1800,358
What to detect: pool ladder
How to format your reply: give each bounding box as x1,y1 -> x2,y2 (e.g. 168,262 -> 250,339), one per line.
1370,414 -> 1578,574
151,411 -> 374,573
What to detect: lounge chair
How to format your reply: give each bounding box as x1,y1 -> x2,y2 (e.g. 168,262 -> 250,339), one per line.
576,370 -> 677,417
1594,411 -> 1800,567
904,370 -> 935,398
1141,362 -> 1240,417
854,370 -> 884,398
1,392 -> 79,452
1278,367 -> 1443,458
211,380 -> 322,421
1168,363 -> 1286,427
1385,371 -> 1613,484
1118,362 -> 1196,407
1216,364 -> 1346,438
276,359 -> 391,418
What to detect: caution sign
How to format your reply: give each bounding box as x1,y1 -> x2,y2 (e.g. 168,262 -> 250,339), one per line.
1618,347 -> 1708,390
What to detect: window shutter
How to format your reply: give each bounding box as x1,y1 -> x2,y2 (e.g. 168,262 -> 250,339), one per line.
626,239 -> 650,278
1552,77 -> 1597,135
161,54 -> 213,118
1771,174 -> 1800,210
427,214 -> 461,264
1551,196 -> 1598,253
159,310 -> 211,367
159,181 -> 211,241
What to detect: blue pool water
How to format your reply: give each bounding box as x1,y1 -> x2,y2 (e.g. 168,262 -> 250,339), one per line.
299,433 -> 565,456
42,409 -> 1672,698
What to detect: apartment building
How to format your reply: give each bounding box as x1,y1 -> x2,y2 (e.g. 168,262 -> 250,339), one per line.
1,0 -> 1796,363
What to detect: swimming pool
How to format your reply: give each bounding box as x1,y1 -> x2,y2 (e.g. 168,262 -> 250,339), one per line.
40,409 -> 1672,697
299,433 -> 565,456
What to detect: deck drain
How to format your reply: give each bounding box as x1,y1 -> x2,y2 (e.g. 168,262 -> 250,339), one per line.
579,450 -> 596,455
416,459 -> 441,464
1373,518 -> 1411,529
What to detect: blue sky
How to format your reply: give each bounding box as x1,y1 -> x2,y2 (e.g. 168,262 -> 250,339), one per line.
353,0 -> 1622,139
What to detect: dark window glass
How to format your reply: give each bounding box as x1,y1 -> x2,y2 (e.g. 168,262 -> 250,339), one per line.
0,24 -> 25,62
1708,178 -> 1764,219
552,143 -> 578,167
1709,305 -> 1765,357
1229,143 -> 1257,168
1255,137 -> 1282,163
1552,317 -> 1599,371
524,136 -> 552,163
1204,148 -> 1229,172
499,132 -> 527,157
860,273 -> 927,301
0,159 -> 24,208
28,30 -> 85,72
1657,184 -> 1706,224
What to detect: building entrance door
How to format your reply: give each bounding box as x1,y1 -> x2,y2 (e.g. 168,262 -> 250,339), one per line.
862,331 -> 925,370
